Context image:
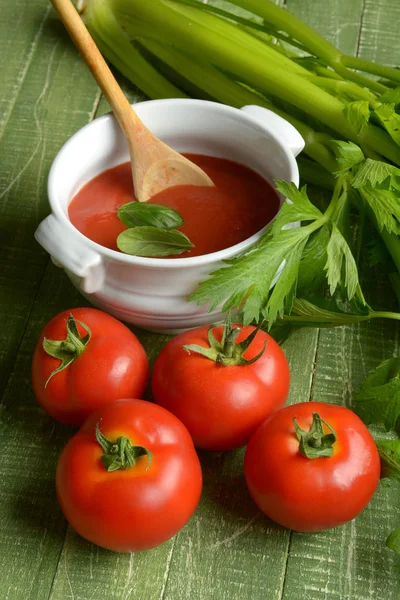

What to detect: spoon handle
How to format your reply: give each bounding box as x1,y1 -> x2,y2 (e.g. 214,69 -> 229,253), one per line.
50,0 -> 140,138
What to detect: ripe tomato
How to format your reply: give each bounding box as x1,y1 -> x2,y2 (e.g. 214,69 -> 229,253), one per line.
32,308 -> 149,425
56,398 -> 202,552
244,402 -> 380,532
151,319 -> 290,451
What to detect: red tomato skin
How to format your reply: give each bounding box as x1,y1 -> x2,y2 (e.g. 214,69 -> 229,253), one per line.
32,308 -> 149,426
151,325 -> 290,451
244,402 -> 380,532
56,399 -> 203,552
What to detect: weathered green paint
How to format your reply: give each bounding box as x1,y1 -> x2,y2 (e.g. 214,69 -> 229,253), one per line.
1,0 -> 400,599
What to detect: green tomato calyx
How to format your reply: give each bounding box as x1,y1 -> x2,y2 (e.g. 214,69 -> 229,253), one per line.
42,314 -> 91,387
183,313 -> 266,366
96,422 -> 152,472
293,412 -> 337,459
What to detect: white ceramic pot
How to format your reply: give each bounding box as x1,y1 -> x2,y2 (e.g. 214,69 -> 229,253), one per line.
35,99 -> 304,333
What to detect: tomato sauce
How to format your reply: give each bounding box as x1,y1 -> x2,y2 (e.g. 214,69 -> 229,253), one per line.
68,154 -> 280,258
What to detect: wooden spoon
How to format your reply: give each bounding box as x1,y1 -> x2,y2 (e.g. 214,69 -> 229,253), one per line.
50,0 -> 214,202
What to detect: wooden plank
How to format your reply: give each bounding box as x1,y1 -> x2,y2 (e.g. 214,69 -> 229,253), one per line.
286,0 -> 363,54
0,2 -> 52,140
358,0 -> 400,64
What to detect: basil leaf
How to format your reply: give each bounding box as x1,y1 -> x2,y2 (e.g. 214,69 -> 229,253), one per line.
118,201 -> 184,229
117,226 -> 194,257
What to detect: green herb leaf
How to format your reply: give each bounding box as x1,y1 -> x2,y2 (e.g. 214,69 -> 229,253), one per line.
274,181 -> 323,229
289,297 -> 369,326
117,226 -> 194,257
329,141 -> 365,173
367,237 -> 392,268
355,357 -> 400,430
375,439 -> 400,481
324,223 -> 362,300
387,528 -> 400,555
118,201 -> 184,229
190,225 -> 313,326
351,158 -> 400,191
380,87 -> 400,105
297,225 -> 331,293
358,185 -> 400,235
266,233 -> 309,321
342,100 -> 370,135
374,103 -> 400,146
191,178 -> 367,326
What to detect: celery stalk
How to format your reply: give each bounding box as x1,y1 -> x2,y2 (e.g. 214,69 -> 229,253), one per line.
79,0 -> 185,99
225,0 -> 391,92
109,0 -> 355,135
84,0 -> 400,164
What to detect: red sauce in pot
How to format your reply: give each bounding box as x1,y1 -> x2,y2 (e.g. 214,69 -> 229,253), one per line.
68,154 -> 280,258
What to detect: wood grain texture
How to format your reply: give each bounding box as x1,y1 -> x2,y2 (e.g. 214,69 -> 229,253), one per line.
357,0 -> 400,64
0,7 -> 101,398
1,0 -> 400,599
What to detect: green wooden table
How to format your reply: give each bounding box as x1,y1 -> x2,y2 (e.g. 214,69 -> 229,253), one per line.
2,1 -> 400,598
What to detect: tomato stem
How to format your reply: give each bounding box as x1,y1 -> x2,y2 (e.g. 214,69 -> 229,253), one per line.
293,412 -> 337,459
42,314 -> 91,387
95,422 -> 152,472
183,313 -> 266,366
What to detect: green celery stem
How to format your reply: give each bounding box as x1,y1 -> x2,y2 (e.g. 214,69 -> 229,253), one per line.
228,0 -> 341,63
81,0 -> 185,99
110,0 -> 357,138
341,55 -> 400,84
227,0 -> 388,93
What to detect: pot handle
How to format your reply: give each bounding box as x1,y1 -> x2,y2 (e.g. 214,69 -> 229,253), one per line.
35,214 -> 104,294
240,105 -> 305,157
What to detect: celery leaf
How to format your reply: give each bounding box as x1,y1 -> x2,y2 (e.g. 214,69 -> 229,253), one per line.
290,298 -> 368,325
329,140 -> 365,173
192,181 -> 327,325
273,181 -> 323,229
358,185 -> 400,234
349,158 -> 400,234
367,237 -> 392,268
191,180 -> 365,326
374,103 -> 400,146
380,86 -> 400,105
355,357 -> 400,430
343,100 -> 370,135
190,227 -> 311,325
297,225 -> 330,292
324,223 -> 361,300
351,158 -> 400,191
